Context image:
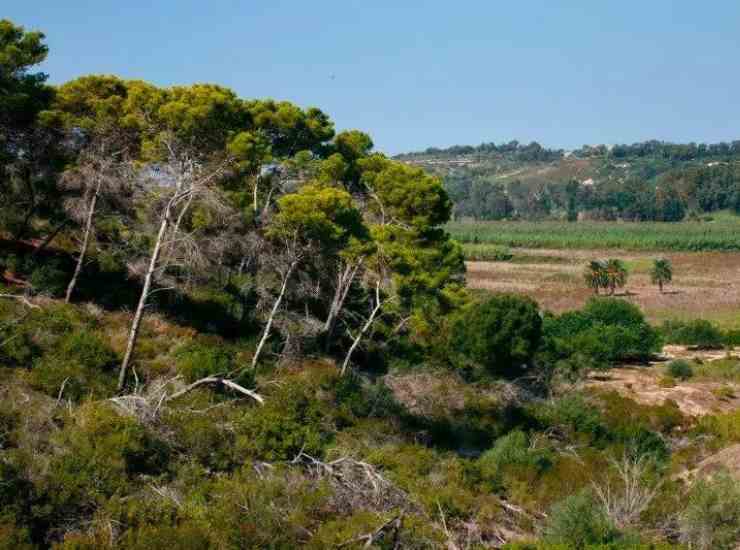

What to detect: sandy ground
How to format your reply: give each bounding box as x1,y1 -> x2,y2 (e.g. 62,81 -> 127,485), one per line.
465,248 -> 740,328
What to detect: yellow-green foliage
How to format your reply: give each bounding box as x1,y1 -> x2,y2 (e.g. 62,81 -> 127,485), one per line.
234,368 -> 337,461
160,391 -> 238,471
28,329 -> 117,400
695,409 -> 740,446
44,403 -> 168,514
173,337 -> 236,382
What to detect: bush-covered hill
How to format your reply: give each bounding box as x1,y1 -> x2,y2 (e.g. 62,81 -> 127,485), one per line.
397,141 -> 740,222
2,18 -> 740,549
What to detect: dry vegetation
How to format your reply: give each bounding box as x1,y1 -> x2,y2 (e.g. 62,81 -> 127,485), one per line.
466,248 -> 740,329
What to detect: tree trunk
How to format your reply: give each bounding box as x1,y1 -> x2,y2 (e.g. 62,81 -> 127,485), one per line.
32,219 -> 69,257
323,259 -> 362,352
65,180 -> 102,303
341,282 -> 382,376
251,260 -> 297,370
160,191 -> 194,271
117,196 -> 176,390
658,280 -> 663,293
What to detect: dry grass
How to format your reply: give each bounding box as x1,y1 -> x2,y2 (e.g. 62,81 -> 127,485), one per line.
466,248 -> 740,329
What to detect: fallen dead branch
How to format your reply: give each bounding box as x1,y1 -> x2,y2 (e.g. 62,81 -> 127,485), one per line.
336,515 -> 402,548
292,451 -> 413,513
0,292 -> 40,309
165,376 -> 264,405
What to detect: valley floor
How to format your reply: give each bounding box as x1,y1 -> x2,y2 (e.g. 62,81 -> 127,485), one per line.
466,248 -> 740,329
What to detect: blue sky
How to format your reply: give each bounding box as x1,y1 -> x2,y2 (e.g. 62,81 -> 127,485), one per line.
6,1 -> 740,154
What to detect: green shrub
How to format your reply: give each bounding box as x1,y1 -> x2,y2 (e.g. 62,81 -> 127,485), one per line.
478,430 -> 552,490
161,396 -> 237,471
0,460 -> 33,526
29,261 -> 67,296
661,319 -> 725,349
44,403 -> 169,515
535,394 -> 607,444
543,299 -> 661,372
667,359 -> 694,380
174,339 -> 236,382
543,489 -> 618,548
0,522 -> 34,550
679,473 -> 740,550
451,293 -> 542,377
234,377 -> 332,461
28,330 -> 117,400
0,407 -> 19,449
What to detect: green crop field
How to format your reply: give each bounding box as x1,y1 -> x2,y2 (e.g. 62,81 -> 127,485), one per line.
447,212 -> 740,252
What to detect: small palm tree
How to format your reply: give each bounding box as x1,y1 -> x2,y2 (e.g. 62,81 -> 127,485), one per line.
584,260 -> 607,295
650,258 -> 672,293
604,258 -> 628,295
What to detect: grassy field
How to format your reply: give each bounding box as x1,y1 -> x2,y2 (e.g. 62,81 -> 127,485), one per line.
448,211 -> 740,251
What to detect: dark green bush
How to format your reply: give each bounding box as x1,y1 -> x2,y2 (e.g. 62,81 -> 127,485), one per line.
0,407 -> 19,449
661,319 -> 725,349
543,298 -> 661,374
28,261 -> 67,297
667,359 -> 694,380
452,293 -> 542,377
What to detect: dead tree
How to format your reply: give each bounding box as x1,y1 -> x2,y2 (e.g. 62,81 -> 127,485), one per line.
323,256 -> 364,351
251,232 -> 302,370
117,145 -> 230,391
341,280 -> 384,375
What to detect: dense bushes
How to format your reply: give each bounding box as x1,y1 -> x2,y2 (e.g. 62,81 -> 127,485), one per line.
451,293 -> 542,377
660,319 -> 727,349
542,298 -> 661,377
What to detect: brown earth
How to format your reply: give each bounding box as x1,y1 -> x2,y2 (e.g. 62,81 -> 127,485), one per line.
586,366 -> 740,417
466,248 -> 740,328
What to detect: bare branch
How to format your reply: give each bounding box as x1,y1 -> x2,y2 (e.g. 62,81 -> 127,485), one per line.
165,376 -> 264,405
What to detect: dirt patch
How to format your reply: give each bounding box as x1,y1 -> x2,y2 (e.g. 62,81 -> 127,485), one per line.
692,444 -> 740,479
586,364 -> 740,417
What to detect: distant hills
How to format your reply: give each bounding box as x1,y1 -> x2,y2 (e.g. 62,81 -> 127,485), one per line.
395,140 -> 740,222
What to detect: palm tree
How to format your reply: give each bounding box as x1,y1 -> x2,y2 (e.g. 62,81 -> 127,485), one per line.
584,260 -> 607,295
650,258 -> 672,293
604,258 -> 628,295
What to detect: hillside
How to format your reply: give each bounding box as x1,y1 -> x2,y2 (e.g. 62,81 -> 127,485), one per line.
396,141 -> 740,222
2,17 -> 740,550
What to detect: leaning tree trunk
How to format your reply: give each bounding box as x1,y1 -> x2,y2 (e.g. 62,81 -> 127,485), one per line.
323,259 -> 362,352
117,195 -> 177,390
341,282 -> 382,376
251,260 -> 297,370
65,180 -> 102,303
32,219 -> 69,258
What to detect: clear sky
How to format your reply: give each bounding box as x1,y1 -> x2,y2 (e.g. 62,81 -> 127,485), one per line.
6,1 -> 740,154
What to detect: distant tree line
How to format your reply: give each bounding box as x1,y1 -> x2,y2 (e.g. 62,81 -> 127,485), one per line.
398,140 -> 563,162
401,138 -> 740,163
446,161 -> 740,221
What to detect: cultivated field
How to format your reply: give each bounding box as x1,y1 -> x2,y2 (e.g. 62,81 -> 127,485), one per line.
465,248 -> 740,329
448,212 -> 740,252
